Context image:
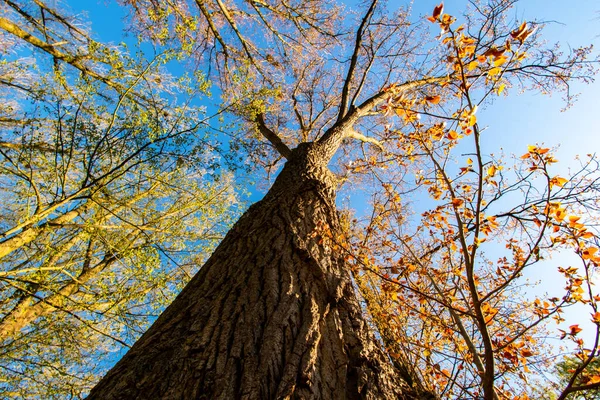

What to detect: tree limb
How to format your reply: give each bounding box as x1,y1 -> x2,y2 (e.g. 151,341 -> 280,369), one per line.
345,129 -> 383,151
255,113 -> 292,159
336,0 -> 379,124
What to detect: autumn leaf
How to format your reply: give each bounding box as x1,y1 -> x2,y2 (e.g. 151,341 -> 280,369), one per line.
496,84 -> 506,95
446,130 -> 459,140
511,22 -> 534,44
467,113 -> 477,126
553,207 -> 566,223
487,67 -> 502,77
582,247 -> 598,260
483,46 -> 505,59
592,312 -> 600,324
521,349 -> 534,357
451,198 -> 464,207
569,324 -> 582,336
427,3 -> 444,23
538,147 -> 550,154
493,56 -> 508,67
425,95 -> 441,104
550,176 -> 568,188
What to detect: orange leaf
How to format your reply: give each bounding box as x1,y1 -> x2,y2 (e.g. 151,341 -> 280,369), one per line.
511,22 -> 533,43
452,198 -> 464,207
521,349 -> 534,357
446,130 -> 459,140
427,3 -> 444,22
582,247 -> 598,260
538,147 -> 550,154
483,46 -> 505,58
569,324 -> 582,335
425,95 -> 441,104
592,312 -> 600,324
554,207 -> 566,223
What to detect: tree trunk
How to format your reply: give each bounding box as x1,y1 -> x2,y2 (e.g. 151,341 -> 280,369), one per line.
88,143 -> 411,399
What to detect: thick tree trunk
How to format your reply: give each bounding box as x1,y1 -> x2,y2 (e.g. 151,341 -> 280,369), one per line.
88,143 -> 411,399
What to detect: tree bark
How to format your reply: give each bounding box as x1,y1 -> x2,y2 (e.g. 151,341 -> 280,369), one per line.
88,142 -> 412,399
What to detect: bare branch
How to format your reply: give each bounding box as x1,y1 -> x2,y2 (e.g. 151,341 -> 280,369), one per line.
255,113 -> 292,159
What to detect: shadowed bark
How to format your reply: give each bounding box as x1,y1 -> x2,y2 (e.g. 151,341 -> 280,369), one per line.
88,142 -> 412,399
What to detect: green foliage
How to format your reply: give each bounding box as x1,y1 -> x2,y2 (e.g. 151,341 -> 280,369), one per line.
0,1 -> 242,396
555,357 -> 600,400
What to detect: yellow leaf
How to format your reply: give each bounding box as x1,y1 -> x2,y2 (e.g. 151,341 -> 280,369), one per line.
550,176 -> 568,188
553,207 -> 566,223
496,84 -> 505,95
487,165 -> 497,177
493,56 -> 508,67
488,67 -> 502,77
467,60 -> 478,71
468,114 -> 477,126
463,45 -> 476,56
474,236 -> 486,245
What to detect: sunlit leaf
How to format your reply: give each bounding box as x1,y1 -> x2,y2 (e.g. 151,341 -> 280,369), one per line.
425,95 -> 441,104
427,3 -> 444,22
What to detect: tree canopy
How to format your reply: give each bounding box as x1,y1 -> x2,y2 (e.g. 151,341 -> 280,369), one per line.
1,0 -> 599,398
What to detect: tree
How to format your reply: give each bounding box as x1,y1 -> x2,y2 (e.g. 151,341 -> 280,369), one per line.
0,0 -> 240,396
84,0 -> 599,399
1,0 -> 597,398
556,356 -> 600,399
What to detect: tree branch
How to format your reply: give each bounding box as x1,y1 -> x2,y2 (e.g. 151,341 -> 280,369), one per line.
255,114 -> 292,159
336,0 -> 379,124
345,129 -> 383,151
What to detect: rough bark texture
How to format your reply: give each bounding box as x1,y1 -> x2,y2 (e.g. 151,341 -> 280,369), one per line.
88,143 -> 411,399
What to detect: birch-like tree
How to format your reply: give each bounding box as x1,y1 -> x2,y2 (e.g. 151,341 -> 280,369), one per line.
0,1 -> 240,396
